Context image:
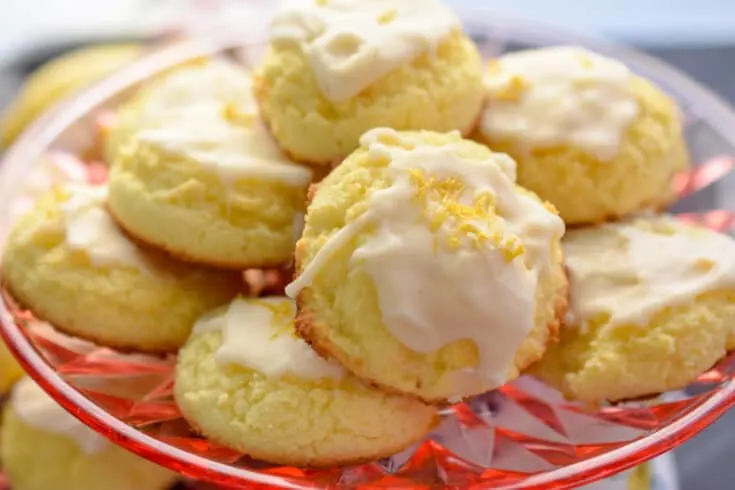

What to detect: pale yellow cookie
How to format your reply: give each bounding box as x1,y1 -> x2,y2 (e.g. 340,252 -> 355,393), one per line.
1,185 -> 242,352
108,100 -> 312,269
289,128 -> 567,403
531,216 -> 735,402
2,377 -> 176,490
175,297 -> 436,467
254,0 -> 484,164
476,46 -> 689,225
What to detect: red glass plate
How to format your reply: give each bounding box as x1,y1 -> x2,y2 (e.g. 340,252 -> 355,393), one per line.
1,11 -> 735,490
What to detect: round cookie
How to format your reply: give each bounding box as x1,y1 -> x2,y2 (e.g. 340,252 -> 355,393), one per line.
105,59 -> 254,163
476,46 -> 689,225
108,101 -> 313,269
254,0 -> 485,165
1,184 -> 242,352
287,128 -> 567,403
531,216 -> 735,402
2,377 -> 176,490
175,296 -> 436,467
1,44 -> 143,149
0,340 -> 23,395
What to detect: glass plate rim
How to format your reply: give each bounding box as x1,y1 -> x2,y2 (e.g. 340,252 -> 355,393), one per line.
1,10 -> 735,489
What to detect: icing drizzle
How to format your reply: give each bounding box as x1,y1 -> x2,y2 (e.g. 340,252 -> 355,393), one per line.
481,46 -> 639,160
288,128 -> 564,394
193,296 -> 345,380
270,0 -> 459,102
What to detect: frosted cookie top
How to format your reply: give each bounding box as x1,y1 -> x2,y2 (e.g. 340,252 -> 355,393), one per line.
270,0 -> 460,102
565,216 -> 735,329
481,46 -> 639,160
11,377 -> 109,454
58,185 -> 150,270
135,102 -> 313,187
193,296 -> 345,380
288,128 -> 564,390
135,59 -> 255,118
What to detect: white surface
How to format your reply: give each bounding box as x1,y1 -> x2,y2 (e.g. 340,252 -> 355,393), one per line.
1,0 -> 735,66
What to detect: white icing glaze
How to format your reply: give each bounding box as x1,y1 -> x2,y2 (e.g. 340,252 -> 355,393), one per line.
60,184 -> 151,270
136,59 -> 256,120
287,128 -> 564,393
193,297 -> 345,380
136,102 -> 312,187
11,377 -> 109,454
270,0 -> 460,102
481,46 -> 639,160
564,216 -> 735,329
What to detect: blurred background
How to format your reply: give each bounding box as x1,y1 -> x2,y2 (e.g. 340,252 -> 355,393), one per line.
0,1 -> 733,489
2,0 -> 735,105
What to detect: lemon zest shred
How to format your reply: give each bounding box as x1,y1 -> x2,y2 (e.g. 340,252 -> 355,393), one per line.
252,300 -> 296,339
407,169 -> 524,260
377,9 -> 397,25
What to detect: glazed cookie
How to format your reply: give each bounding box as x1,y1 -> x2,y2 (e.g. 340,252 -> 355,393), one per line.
104,59 -> 254,162
175,296 -> 436,467
108,101 -> 313,269
254,0 -> 485,164
531,216 -> 735,402
0,341 -> 23,395
287,128 -> 567,402
476,46 -> 689,225
1,44 -> 143,149
1,185 -> 242,352
2,377 -> 176,490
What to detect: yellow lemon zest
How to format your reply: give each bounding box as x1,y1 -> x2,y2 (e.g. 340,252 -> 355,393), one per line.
578,53 -> 595,69
408,170 -> 524,260
378,132 -> 416,150
486,59 -> 501,75
377,9 -> 397,25
222,102 -> 256,127
694,258 -> 716,272
490,75 -> 528,102
254,300 -> 296,339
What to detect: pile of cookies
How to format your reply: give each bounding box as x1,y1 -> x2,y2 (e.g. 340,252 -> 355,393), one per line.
2,0 -> 735,473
